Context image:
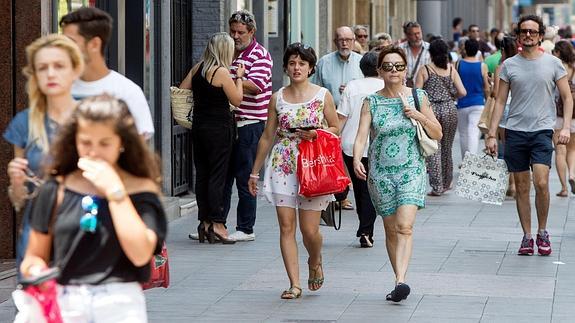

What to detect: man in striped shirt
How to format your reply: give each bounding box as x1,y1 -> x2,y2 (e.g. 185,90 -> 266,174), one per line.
224,9 -> 273,242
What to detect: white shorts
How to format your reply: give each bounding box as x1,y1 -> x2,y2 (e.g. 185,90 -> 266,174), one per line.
58,282 -> 147,323
555,117 -> 575,133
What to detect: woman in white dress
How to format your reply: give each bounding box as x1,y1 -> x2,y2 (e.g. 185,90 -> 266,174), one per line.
248,43 -> 339,299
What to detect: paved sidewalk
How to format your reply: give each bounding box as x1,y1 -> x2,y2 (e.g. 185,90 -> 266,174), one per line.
1,146 -> 574,322
144,178 -> 574,323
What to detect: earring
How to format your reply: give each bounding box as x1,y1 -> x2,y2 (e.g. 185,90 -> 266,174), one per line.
119,147 -> 125,153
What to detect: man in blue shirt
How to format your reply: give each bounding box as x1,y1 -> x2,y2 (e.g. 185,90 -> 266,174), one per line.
312,26 -> 363,107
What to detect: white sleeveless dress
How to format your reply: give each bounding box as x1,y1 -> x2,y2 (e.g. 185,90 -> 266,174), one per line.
262,87 -> 335,211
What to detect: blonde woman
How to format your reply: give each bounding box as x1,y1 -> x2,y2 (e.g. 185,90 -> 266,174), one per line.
180,32 -> 245,243
4,34 -> 83,276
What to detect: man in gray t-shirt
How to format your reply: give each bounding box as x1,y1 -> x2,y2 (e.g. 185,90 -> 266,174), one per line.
486,15 -> 573,257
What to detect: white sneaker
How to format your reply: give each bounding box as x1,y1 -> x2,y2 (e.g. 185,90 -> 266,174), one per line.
228,231 -> 255,241
188,233 -> 199,240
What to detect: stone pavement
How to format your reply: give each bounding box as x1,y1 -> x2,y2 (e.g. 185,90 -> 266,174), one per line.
1,146 -> 574,322
144,174 -> 574,323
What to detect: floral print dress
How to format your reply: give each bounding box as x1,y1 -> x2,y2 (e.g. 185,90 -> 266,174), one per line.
366,89 -> 427,217
262,87 -> 334,211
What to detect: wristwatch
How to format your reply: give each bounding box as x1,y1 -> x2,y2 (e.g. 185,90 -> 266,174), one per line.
107,186 -> 127,202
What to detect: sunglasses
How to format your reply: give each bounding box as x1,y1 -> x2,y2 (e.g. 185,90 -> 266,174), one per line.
380,62 -> 407,72
289,42 -> 311,50
356,34 -> 368,39
80,196 -> 99,233
519,29 -> 540,36
231,12 -> 253,24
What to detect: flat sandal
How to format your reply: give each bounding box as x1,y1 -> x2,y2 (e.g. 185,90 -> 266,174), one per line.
281,286 -> 302,299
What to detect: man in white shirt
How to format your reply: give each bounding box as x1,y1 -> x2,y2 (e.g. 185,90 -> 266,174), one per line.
60,7 -> 154,138
399,21 -> 430,88
338,51 -> 385,247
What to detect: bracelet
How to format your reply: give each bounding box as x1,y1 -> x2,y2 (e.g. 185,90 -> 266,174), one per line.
486,134 -> 496,140
249,174 -> 260,179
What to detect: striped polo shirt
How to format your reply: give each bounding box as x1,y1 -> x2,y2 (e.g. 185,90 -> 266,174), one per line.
230,38 -> 273,121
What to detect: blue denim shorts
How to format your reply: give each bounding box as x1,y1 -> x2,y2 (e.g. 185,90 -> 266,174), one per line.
504,129 -> 553,172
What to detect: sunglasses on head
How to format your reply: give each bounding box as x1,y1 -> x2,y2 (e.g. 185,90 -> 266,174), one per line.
379,62 -> 407,72
232,12 -> 253,24
80,196 -> 99,233
289,42 -> 311,50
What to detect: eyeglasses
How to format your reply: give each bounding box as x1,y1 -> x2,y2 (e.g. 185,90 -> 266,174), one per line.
336,38 -> 354,43
519,29 -> 540,36
379,62 -> 407,72
356,34 -> 368,39
80,196 -> 99,233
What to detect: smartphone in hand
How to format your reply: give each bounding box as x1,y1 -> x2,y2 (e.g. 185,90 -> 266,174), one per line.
288,126 -> 318,133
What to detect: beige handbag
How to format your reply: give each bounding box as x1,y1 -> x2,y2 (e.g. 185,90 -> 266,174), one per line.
411,88 -> 438,157
170,86 -> 193,129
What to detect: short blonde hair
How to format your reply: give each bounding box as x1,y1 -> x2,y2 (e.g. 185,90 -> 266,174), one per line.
23,34 -> 84,152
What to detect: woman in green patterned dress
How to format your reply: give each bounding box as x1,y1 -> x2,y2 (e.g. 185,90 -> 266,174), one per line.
353,46 -> 442,302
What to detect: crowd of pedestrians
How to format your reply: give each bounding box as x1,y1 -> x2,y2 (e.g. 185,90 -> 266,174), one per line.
4,5 -> 575,321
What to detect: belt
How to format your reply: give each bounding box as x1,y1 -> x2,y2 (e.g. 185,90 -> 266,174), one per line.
236,119 -> 260,127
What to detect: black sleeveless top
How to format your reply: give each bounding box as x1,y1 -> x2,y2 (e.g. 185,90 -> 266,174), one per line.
192,63 -> 233,126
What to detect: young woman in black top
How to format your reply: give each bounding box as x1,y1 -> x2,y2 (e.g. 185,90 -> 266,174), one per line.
21,94 -> 167,322
180,32 -> 245,243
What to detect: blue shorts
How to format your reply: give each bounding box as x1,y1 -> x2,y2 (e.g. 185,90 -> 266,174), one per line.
504,129 -> 553,172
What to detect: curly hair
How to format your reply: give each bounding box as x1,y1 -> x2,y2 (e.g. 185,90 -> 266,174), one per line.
48,94 -> 161,184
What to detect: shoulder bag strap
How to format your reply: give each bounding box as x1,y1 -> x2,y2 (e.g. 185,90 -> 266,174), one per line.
412,88 -> 420,111
410,47 -> 425,80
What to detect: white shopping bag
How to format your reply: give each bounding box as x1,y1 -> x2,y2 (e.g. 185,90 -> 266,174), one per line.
455,152 -> 509,205
12,289 -> 47,323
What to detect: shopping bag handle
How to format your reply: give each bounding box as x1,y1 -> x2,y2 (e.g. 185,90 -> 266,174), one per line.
481,152 -> 497,161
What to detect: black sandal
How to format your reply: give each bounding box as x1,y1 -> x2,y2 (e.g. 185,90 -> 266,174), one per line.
386,283 -> 410,302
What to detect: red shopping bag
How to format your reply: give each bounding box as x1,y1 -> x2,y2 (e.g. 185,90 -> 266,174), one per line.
297,129 -> 351,197
142,242 -> 170,290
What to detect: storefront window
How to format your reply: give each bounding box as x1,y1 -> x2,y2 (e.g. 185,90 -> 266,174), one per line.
54,0 -> 96,31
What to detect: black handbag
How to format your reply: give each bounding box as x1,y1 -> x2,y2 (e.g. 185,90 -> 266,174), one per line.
320,187 -> 349,230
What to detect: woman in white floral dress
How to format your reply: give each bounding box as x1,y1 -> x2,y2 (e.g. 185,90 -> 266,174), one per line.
248,43 -> 339,300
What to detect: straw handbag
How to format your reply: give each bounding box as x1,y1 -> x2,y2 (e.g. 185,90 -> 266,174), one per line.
170,86 -> 193,129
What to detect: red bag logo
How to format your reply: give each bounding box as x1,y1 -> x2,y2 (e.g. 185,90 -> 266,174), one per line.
300,154 -> 336,168
297,130 -> 351,197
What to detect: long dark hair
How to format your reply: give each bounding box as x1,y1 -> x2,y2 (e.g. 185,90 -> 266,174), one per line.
48,94 -> 161,184
553,40 -> 575,65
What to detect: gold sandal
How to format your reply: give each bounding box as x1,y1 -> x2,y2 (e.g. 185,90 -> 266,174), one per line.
307,259 -> 324,291
281,286 -> 302,299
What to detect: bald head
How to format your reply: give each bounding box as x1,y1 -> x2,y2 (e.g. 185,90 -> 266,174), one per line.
334,26 -> 355,58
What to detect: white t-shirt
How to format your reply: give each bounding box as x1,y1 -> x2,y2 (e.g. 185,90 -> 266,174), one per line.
337,77 -> 385,157
72,70 -> 155,136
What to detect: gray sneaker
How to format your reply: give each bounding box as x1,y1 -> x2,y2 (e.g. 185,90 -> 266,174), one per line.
228,231 -> 255,241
